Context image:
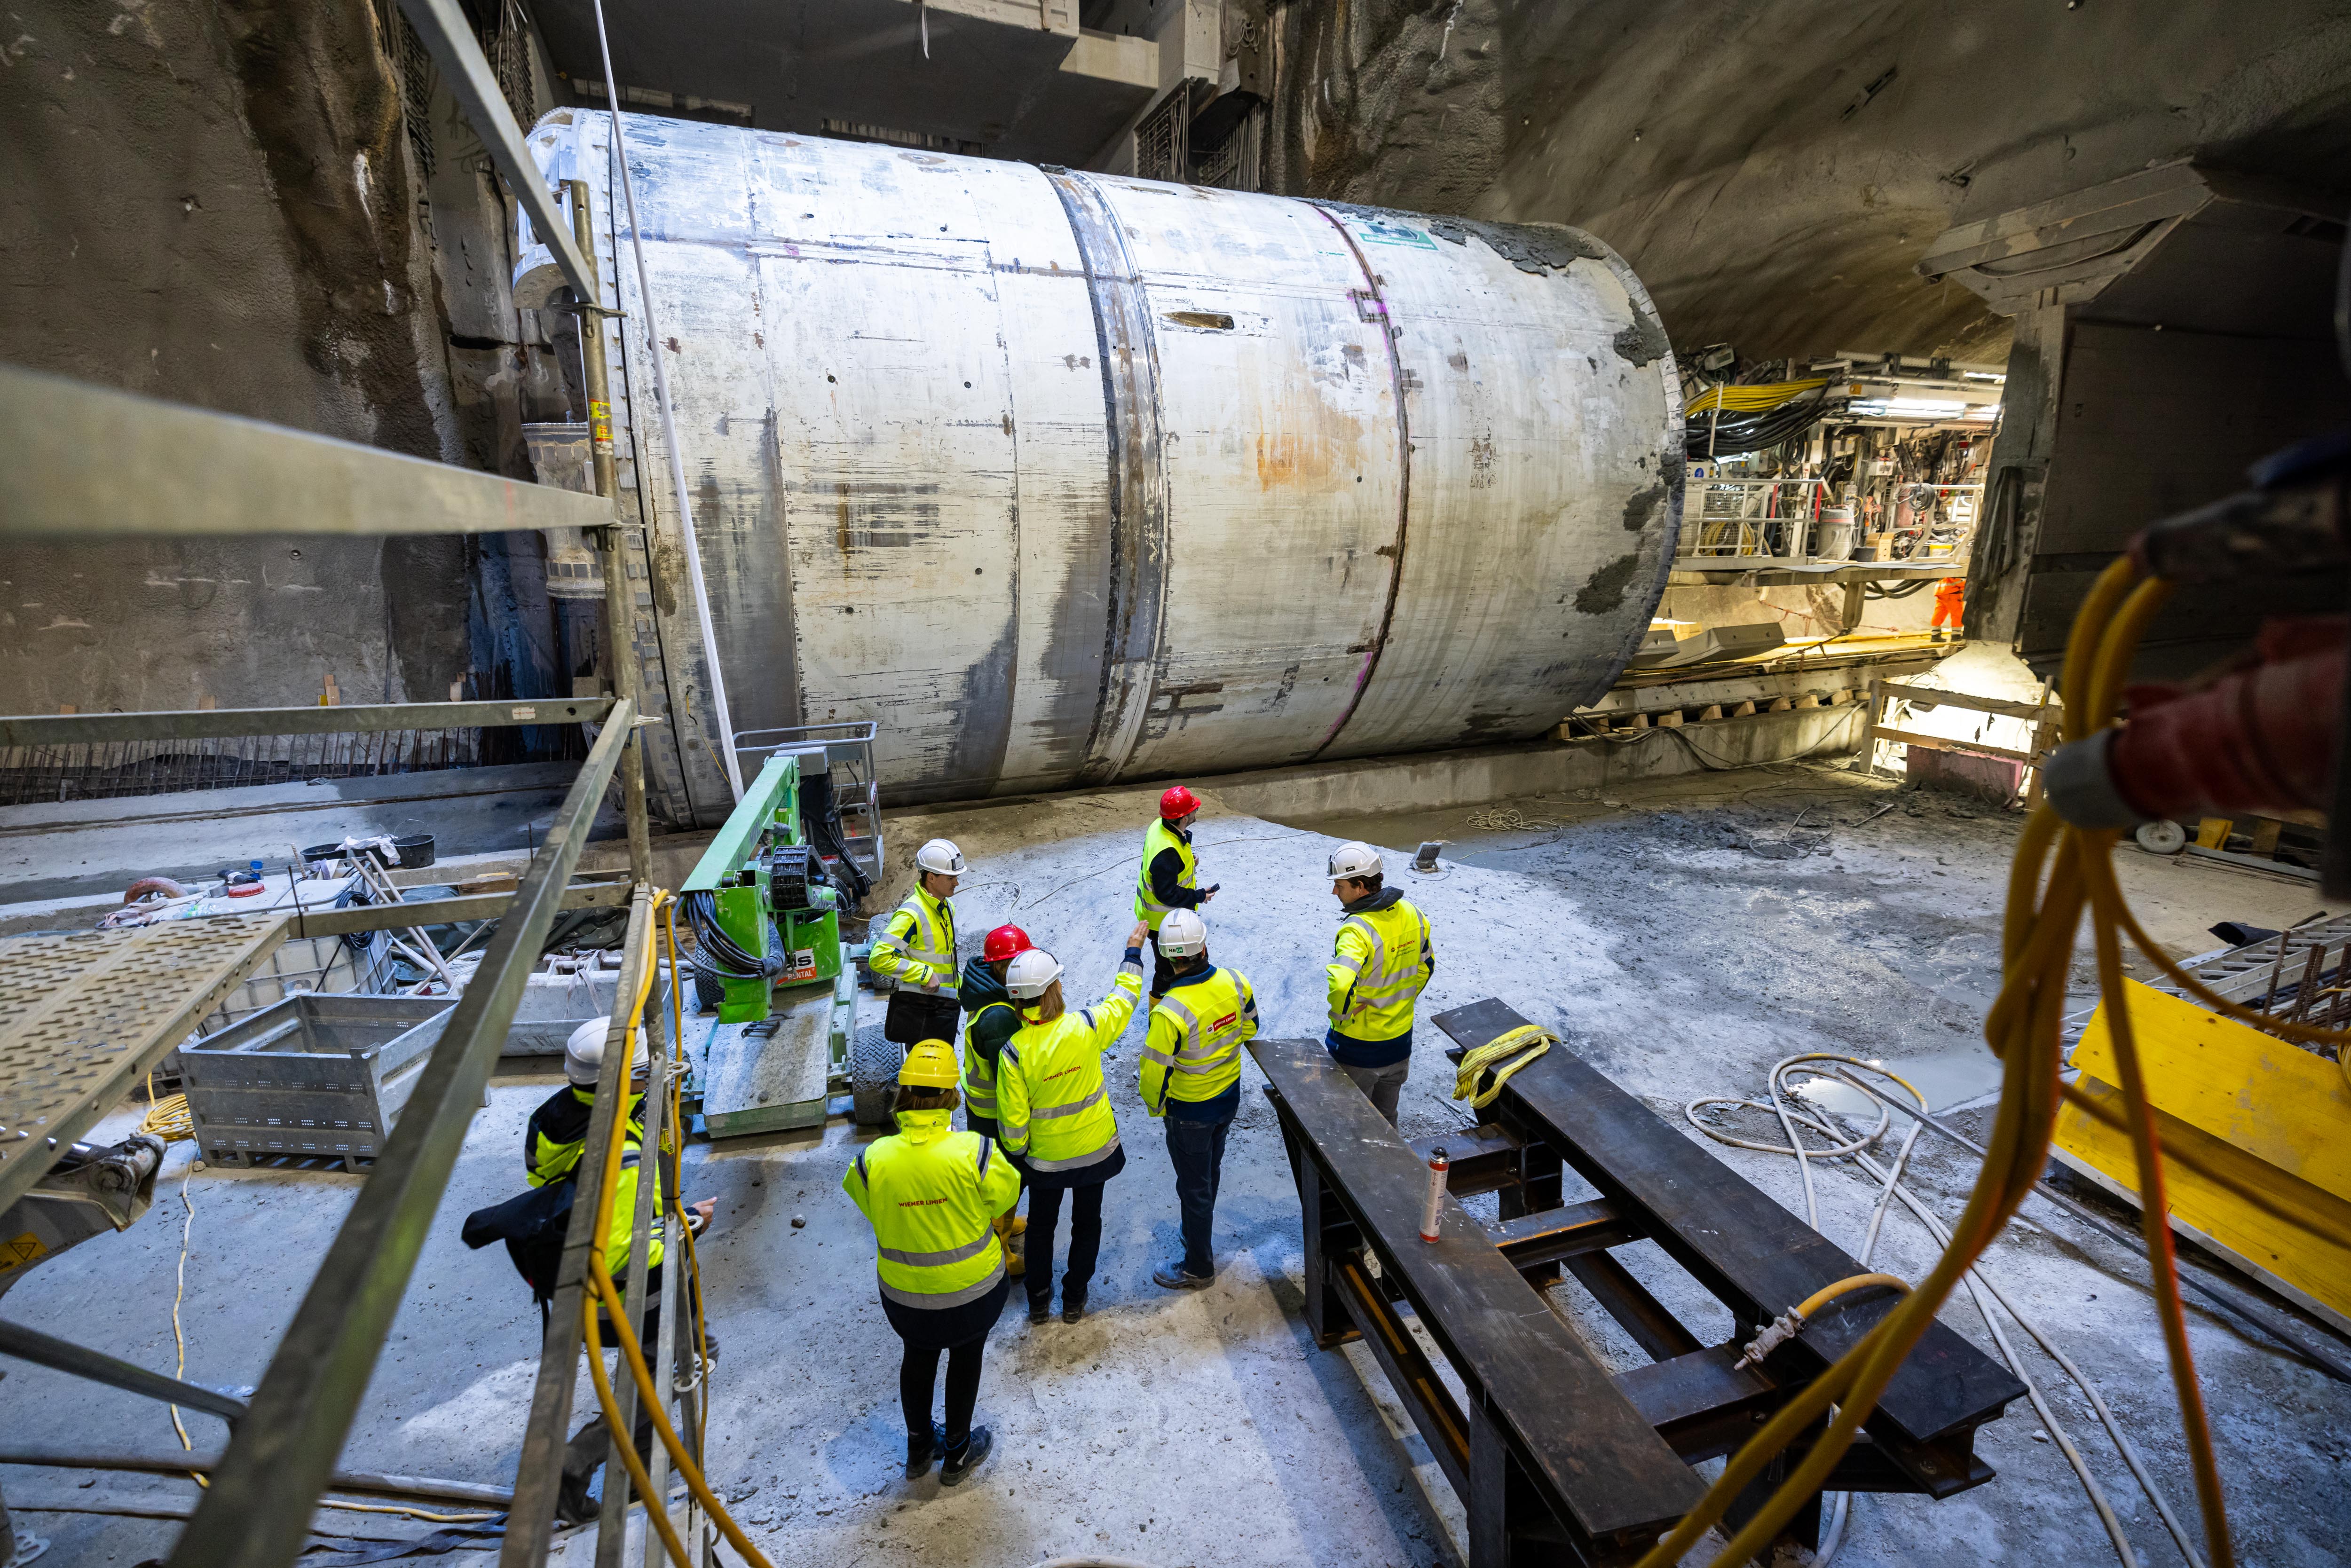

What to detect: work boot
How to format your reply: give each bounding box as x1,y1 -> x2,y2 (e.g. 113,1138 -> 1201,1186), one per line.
1152,1262 -> 1212,1291
905,1421 -> 945,1480
939,1426 -> 994,1487
1062,1296 -> 1086,1324
553,1473 -> 598,1527
1930,629 -> 1947,643
994,1214 -> 1024,1277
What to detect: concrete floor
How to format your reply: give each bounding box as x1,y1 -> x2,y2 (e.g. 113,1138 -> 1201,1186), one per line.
5,759 -> 2349,1568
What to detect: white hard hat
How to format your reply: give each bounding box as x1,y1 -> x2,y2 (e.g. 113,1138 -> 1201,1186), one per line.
1328,841 -> 1383,881
1158,908 -> 1207,958
1004,947 -> 1063,1001
915,838 -> 967,877
565,1016 -> 649,1087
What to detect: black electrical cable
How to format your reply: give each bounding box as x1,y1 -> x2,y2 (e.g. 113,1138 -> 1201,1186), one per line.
1686,387 -> 1834,459
682,889 -> 770,978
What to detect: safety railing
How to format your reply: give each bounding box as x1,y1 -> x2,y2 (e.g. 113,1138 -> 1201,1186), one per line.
734,719 -> 884,887
1675,479 -> 1984,568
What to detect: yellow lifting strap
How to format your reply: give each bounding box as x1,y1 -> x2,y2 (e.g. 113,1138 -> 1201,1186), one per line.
1452,1024 -> 1554,1111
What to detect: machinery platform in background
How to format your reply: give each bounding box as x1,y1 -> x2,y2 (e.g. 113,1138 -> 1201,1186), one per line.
689,954 -> 854,1139
0,914 -> 285,1211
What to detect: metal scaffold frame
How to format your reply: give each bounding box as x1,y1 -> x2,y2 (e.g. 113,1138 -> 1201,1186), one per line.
0,6 -> 686,1560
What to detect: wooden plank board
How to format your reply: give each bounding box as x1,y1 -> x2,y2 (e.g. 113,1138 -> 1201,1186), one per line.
1431,1000 -> 2024,1447
2073,978 -> 2351,1203
2053,1077 -> 2351,1333
1878,681 -> 2059,723
1252,1037 -> 1702,1544
1874,726 -> 2036,764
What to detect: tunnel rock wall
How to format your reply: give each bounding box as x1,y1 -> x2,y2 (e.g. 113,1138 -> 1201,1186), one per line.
0,0 -> 564,721
1271,0 -> 2351,363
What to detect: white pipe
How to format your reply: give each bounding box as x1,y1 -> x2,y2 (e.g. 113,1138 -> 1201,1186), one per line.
588,0 -> 743,800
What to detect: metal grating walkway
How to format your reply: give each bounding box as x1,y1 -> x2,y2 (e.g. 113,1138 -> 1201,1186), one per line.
0,914 -> 286,1209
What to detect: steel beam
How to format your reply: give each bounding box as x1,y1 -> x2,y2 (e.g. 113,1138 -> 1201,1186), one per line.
392,0 -> 596,305
6,366 -> 617,543
165,702 -> 636,1568
0,698 -> 615,749
282,879 -> 628,939
0,1450 -> 510,1510
0,1319 -> 248,1424
502,888 -> 657,1568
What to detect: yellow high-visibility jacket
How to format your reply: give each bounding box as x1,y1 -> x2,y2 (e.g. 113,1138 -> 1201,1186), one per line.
606,1135 -> 665,1276
998,960 -> 1141,1173
1133,819 -> 1199,930
841,1108 -> 1019,1308
1141,964 -> 1257,1115
1326,894 -> 1433,1043
870,883 -> 959,995
523,1084 -> 645,1187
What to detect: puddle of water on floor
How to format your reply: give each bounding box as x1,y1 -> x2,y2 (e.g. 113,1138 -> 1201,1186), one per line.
1793,1043 -> 2004,1117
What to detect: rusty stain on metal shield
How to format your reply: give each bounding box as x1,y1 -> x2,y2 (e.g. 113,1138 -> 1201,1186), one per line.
518,113 -> 1683,818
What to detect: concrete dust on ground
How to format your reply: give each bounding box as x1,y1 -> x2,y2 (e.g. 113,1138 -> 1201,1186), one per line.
3,762 -> 2346,1568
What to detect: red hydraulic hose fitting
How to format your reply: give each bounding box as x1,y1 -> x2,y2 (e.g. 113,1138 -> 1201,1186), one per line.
2041,616 -> 2345,829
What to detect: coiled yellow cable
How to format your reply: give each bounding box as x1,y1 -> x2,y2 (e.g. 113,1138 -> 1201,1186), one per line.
581,891 -> 771,1568
1635,555 -> 2239,1568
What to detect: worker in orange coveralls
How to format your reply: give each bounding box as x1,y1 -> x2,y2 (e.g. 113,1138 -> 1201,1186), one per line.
1932,577 -> 1965,643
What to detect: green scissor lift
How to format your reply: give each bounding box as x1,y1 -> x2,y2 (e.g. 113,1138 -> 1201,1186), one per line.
681,749 -> 864,1136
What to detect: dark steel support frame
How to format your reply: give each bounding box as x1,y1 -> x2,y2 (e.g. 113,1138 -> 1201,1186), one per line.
1262,1007 -> 2018,1568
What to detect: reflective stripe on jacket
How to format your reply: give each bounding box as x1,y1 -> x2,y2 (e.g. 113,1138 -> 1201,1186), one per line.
1132,819 -> 1198,927
1141,964 -> 1257,1115
870,884 -> 959,995
997,960 -> 1142,1171
840,1108 -> 1019,1308
608,1136 -> 665,1276
1326,897 -> 1432,1042
962,1000 -> 1019,1119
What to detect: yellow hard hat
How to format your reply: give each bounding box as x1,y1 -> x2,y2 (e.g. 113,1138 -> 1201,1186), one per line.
898,1039 -> 960,1089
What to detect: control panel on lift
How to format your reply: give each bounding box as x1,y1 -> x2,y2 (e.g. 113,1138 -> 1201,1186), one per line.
680,749 -> 844,1024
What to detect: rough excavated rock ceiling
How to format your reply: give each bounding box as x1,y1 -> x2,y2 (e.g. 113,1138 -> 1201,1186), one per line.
1269,0 -> 2351,361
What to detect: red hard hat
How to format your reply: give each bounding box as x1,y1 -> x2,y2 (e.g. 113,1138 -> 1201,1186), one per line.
983,923 -> 1033,964
1160,785 -> 1200,820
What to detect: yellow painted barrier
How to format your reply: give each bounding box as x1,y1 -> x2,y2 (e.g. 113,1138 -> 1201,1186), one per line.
2054,979 -> 2351,1333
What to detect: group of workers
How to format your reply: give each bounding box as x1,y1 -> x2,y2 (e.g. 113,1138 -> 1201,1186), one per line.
843,786 -> 1436,1487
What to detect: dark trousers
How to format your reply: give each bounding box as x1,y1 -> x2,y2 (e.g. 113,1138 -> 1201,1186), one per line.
884,989 -> 962,1045
1147,928 -> 1175,997
560,1275 -> 662,1498
1164,1110 -> 1234,1278
1025,1179 -> 1105,1312
900,1340 -> 985,1448
964,1113 -> 1027,1200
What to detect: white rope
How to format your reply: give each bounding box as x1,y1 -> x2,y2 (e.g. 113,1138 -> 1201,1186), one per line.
1687,1056 -> 2206,1568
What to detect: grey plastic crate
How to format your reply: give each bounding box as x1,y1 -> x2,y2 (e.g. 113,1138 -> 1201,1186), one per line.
181,993 -> 453,1172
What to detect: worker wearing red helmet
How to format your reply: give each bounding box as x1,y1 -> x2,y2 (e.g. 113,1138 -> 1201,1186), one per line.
1136,784 -> 1218,1000
957,922 -> 1034,1271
